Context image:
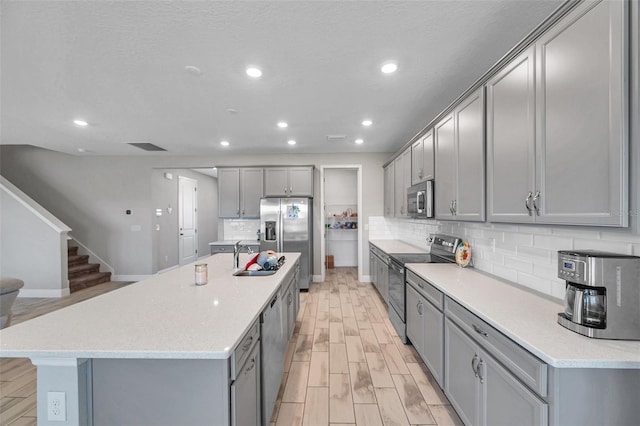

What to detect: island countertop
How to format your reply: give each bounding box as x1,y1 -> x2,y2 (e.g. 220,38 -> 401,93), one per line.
0,252 -> 300,360
407,263 -> 640,369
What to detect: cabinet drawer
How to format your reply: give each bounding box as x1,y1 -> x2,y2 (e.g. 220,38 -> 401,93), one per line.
445,297 -> 547,397
406,270 -> 444,310
211,245 -> 233,254
231,319 -> 260,380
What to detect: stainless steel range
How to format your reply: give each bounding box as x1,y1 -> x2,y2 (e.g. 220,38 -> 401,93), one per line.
387,234 -> 460,343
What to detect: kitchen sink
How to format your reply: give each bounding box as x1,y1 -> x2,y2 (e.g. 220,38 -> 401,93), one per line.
233,270 -> 277,277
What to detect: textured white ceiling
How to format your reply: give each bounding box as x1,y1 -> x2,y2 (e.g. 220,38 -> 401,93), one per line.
0,0 -> 562,156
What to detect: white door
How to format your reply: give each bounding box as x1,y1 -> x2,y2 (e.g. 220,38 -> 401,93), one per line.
179,176 -> 198,265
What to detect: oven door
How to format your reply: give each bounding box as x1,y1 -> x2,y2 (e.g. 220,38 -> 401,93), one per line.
388,260 -> 405,320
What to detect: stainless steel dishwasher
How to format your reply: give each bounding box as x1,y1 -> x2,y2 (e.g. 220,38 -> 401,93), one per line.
261,290 -> 286,425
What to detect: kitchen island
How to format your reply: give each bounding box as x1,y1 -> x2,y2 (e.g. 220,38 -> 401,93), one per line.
0,252 -> 301,426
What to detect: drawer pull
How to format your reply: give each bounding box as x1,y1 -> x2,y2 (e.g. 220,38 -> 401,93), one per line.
471,353 -> 479,377
417,281 -> 424,289
242,336 -> 254,352
472,324 -> 488,337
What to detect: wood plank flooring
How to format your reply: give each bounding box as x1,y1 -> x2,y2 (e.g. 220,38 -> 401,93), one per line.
0,269 -> 462,426
272,267 -> 462,426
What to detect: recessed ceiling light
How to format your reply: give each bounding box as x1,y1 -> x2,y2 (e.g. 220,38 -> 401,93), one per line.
355,139 -> 364,145
246,67 -> 262,78
381,62 -> 398,74
77,148 -> 86,152
288,140 -> 296,145
73,119 -> 88,127
184,65 -> 202,76
226,108 -> 238,114
277,121 -> 288,128
220,141 -> 230,147
362,119 -> 373,126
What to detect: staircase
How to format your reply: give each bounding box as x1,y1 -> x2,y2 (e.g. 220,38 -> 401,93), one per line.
67,244 -> 111,292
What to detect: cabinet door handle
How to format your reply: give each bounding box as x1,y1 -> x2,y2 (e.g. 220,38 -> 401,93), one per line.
525,192 -> 533,215
477,359 -> 484,383
471,353 -> 479,377
244,357 -> 256,375
449,201 -> 454,215
417,301 -> 423,316
289,186 -> 293,193
532,190 -> 540,216
472,324 -> 488,337
453,200 -> 457,215
242,335 -> 254,352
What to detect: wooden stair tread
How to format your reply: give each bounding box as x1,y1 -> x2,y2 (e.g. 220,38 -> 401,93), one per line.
69,272 -> 111,292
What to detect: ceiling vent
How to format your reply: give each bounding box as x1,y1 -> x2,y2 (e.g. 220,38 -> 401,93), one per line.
127,142 -> 167,152
326,135 -> 346,141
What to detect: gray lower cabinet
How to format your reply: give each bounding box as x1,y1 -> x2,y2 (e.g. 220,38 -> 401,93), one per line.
264,166 -> 313,197
369,248 -> 378,288
406,270 -> 445,386
376,256 -> 389,304
231,340 -> 261,426
383,162 -> 395,217
283,269 -> 298,339
210,243 -> 260,255
445,318 -> 547,426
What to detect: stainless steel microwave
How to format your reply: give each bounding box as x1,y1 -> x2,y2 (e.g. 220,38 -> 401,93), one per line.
407,181 -> 434,219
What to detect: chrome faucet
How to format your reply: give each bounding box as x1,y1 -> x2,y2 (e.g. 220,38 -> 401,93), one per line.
234,241 -> 254,270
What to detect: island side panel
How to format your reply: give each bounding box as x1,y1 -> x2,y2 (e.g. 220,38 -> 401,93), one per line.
92,359 -> 230,425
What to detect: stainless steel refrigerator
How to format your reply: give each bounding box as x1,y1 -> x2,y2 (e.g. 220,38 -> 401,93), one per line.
260,198 -> 312,290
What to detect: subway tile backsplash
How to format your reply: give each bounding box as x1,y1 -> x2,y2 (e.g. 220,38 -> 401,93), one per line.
369,216 -> 640,301
222,219 -> 261,241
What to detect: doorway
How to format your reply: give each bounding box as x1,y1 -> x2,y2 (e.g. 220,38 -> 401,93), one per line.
178,176 -> 198,265
319,165 -> 363,282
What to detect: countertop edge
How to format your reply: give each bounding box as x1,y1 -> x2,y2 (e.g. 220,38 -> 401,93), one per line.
406,264 -> 640,370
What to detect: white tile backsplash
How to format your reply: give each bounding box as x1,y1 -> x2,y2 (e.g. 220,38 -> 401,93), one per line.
222,219 -> 261,241
368,216 -> 640,301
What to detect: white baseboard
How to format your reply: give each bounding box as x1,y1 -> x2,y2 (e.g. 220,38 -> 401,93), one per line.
312,275 -> 323,282
360,275 -> 371,283
111,275 -> 152,282
18,288 -> 71,298
156,265 -> 179,274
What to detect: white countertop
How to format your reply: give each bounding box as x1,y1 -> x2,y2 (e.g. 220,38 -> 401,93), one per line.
209,240 -> 261,246
406,264 -> 640,369
0,253 -> 300,360
369,240 -> 428,254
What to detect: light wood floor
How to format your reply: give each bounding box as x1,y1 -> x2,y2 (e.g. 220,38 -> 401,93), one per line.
271,267 -> 462,426
0,270 -> 462,426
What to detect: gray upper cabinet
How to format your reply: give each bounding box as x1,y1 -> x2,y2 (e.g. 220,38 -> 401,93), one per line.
455,89 -> 485,221
384,162 -> 395,217
534,0 -> 627,226
412,130 -> 435,185
218,168 -> 263,218
394,148 -> 411,218
240,168 -> 263,218
218,168 -> 241,218
435,88 -> 485,222
264,166 -> 313,197
487,0 -> 628,227
487,47 -> 536,223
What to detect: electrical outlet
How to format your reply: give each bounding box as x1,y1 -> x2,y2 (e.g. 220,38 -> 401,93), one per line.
47,391 -> 66,421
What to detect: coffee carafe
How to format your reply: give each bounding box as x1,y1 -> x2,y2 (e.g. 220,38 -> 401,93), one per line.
557,250 -> 640,340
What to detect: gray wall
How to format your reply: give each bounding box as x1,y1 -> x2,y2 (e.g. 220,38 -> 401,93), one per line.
0,189 -> 68,295
151,169 -> 218,272
0,146 -> 389,276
